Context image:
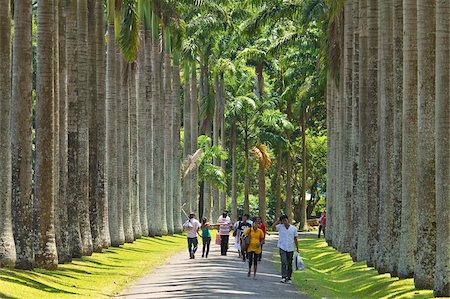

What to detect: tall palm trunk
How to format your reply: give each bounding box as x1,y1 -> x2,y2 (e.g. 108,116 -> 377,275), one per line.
231,122 -> 238,222
340,0 -> 353,252
376,0 -> 394,274
275,149 -> 282,222
244,126 -> 250,214
87,0 -> 101,253
163,28 -> 174,235
137,25 -> 149,237
191,64 -> 199,215
285,102 -> 293,219
356,0 -> 369,261
398,0 -> 418,279
349,0 -> 360,261
57,0 -> 72,262
258,162 -> 266,224
115,47 -> 125,245
77,0 -> 93,256
53,0 -> 61,263
120,59 -> 134,243
0,0 -> 17,269
172,49 -> 183,233
299,111 -> 308,231
434,2 -> 450,296
212,74 -> 221,220
415,0 -> 436,289
325,71 -> 335,246
95,0 -> 110,248
366,0 -> 379,267
219,75 -> 227,213
203,117 -> 213,221
130,63 -> 141,240
145,26 -> 157,236
106,18 -> 120,247
35,0 -> 58,269
390,0 -> 403,277
67,0 -> 83,257
11,0 -> 34,269
183,61 -> 192,213
151,11 -> 165,236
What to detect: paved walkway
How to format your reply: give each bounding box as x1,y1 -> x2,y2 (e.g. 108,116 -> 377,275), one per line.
116,234 -> 308,299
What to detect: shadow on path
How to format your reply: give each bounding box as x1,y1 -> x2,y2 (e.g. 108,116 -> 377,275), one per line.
116,235 -> 308,299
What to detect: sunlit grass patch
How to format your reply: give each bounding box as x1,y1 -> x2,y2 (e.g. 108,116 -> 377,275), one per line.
0,234 -> 186,299
275,234 -> 434,299
277,234 -> 433,299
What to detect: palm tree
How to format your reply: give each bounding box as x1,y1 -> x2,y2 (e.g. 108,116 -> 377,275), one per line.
96,0 -> 111,248
172,34 -> 183,233
35,0 -> 58,269
163,26 -> 174,235
434,1 -> 450,296
77,0 -> 94,256
390,0 -> 403,277
191,63 -> 199,216
183,60 -> 193,213
415,0 -> 436,289
349,0 -> 360,262
252,145 -> 271,224
398,0 -> 418,279
67,0 -> 83,257
356,0 -> 369,262
11,0 -> 34,269
365,0 -> 378,268
106,0 -> 121,247
376,0 -> 394,274
434,1 -> 450,297
87,0 -> 101,253
137,17 -> 149,237
0,0 -> 17,269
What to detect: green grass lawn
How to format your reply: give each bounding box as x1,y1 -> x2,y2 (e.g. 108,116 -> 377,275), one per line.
285,234 -> 434,299
0,234 -> 187,299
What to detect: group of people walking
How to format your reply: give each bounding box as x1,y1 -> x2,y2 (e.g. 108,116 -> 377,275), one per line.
182,211 -> 300,283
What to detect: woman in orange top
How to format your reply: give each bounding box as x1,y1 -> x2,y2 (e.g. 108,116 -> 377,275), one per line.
243,218 -> 265,278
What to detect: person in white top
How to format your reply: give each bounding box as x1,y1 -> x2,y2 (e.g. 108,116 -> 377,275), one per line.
272,215 -> 299,284
182,213 -> 201,259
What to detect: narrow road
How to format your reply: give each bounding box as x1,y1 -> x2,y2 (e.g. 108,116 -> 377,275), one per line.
116,234 -> 308,299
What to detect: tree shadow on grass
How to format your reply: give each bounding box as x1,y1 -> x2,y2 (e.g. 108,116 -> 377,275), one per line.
0,270 -> 78,295
291,234 -> 433,299
0,292 -> 20,299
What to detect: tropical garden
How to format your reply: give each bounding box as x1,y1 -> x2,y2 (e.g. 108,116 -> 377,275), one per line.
0,0 -> 448,298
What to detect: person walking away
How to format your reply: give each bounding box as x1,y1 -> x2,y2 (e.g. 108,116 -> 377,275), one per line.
242,218 -> 265,278
238,214 -> 252,262
201,217 -> 212,258
256,216 -> 268,261
272,215 -> 299,284
216,210 -> 232,256
233,216 -> 242,257
182,213 -> 201,259
318,211 -> 326,238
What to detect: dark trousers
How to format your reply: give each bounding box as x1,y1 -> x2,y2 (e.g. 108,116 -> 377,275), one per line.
248,251 -> 260,268
187,237 -> 198,255
202,237 -> 211,257
280,249 -> 294,279
318,225 -> 326,238
220,234 -> 229,255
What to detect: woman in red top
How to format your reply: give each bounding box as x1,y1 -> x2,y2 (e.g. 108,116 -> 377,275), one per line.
256,216 -> 269,261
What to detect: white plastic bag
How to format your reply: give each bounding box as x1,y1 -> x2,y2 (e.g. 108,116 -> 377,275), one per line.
293,252 -> 305,271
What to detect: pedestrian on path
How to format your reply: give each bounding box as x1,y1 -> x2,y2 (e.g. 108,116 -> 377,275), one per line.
318,211 -> 326,238
256,216 -> 269,261
182,213 -> 201,259
216,210 -> 232,256
238,213 -> 252,262
272,215 -> 299,284
233,216 -> 242,257
243,218 -> 265,278
201,217 -> 212,258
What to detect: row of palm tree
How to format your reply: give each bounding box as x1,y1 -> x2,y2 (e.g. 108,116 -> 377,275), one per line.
326,0 -> 449,296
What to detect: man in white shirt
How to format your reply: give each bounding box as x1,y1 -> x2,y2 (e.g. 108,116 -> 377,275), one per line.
216,210 -> 232,256
182,213 -> 201,259
272,215 -> 299,284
